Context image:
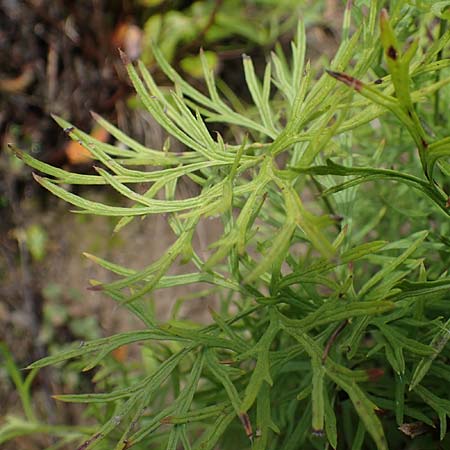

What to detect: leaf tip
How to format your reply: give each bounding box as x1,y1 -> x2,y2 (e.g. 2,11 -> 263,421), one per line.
32,172 -> 43,183
87,284 -> 104,292
118,48 -> 131,66
239,412 -> 254,441
326,69 -> 363,91
8,143 -> 22,158
90,110 -> 100,121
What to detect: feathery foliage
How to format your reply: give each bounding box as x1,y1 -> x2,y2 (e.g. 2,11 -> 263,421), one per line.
3,1 -> 450,449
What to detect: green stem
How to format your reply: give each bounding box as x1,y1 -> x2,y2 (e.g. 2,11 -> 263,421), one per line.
434,18 -> 447,126
310,176 -> 341,232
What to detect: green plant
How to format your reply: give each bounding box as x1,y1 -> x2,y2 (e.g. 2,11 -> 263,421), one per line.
139,0 -> 319,73
5,1 -> 450,449
0,343 -> 97,447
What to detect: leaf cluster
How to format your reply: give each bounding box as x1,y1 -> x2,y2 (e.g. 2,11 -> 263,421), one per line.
4,1 -> 450,449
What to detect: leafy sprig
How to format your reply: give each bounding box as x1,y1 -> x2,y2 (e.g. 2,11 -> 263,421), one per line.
5,2 -> 450,449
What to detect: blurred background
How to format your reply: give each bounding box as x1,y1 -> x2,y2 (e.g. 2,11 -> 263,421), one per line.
0,1 -> 344,448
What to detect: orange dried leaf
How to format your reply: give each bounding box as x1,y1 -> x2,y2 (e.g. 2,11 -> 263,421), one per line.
65,141 -> 93,164
112,345 -> 128,362
112,22 -> 142,61
0,65 -> 34,93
